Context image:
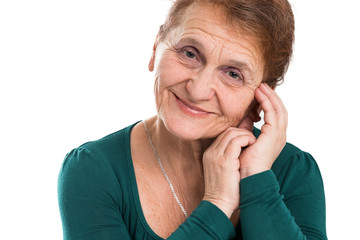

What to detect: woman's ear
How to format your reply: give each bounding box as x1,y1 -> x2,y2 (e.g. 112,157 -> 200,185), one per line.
238,100 -> 261,130
249,102 -> 262,123
148,35 -> 159,72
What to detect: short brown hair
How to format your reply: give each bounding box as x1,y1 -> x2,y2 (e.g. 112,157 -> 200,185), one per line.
158,0 -> 295,86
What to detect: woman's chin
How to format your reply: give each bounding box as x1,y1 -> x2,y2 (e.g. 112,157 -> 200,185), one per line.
160,115 -> 219,140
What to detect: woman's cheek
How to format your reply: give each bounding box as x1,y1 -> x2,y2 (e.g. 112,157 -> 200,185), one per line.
223,89 -> 256,122
157,57 -> 192,86
153,77 -> 162,113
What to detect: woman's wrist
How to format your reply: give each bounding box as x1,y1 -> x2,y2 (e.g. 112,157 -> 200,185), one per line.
240,167 -> 270,180
202,197 -> 235,219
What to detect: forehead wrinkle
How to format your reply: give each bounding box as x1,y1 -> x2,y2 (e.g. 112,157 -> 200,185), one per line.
179,28 -> 217,51
217,43 -> 225,65
205,35 -> 217,56
185,18 -> 252,50
205,34 -> 257,75
222,45 -> 257,68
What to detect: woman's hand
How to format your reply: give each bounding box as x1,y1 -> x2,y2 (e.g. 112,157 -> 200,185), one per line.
202,127 -> 256,218
238,83 -> 288,179
202,83 -> 287,218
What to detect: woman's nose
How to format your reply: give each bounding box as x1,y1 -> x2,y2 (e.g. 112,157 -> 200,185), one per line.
185,69 -> 216,101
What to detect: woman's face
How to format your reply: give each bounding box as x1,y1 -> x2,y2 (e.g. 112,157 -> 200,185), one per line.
150,3 -> 265,140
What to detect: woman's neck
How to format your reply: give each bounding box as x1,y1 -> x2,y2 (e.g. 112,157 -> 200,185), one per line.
145,115 -> 213,178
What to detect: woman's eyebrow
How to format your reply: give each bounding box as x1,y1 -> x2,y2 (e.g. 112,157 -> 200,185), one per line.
176,37 -> 205,50
227,60 -> 254,76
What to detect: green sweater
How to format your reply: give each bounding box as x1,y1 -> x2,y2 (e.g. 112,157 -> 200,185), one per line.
58,122 -> 327,239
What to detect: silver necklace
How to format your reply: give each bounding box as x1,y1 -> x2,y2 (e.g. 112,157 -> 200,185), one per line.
142,120 -> 188,218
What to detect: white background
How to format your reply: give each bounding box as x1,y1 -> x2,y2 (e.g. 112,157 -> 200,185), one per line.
0,0 -> 359,239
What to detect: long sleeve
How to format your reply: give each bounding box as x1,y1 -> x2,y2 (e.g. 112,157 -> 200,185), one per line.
168,200 -> 236,239
239,152 -> 327,240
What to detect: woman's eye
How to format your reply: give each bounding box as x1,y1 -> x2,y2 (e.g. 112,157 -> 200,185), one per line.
184,50 -> 196,59
177,46 -> 201,67
226,70 -> 243,80
228,71 -> 239,79
181,47 -> 198,60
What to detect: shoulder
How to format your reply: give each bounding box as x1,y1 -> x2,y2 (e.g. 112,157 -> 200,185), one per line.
252,126 -> 319,171
64,121 -> 139,165
58,121 -> 139,192
79,121 -> 139,159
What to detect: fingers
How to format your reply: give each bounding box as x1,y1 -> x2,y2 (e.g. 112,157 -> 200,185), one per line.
211,127 -> 256,154
255,83 -> 288,128
223,134 -> 256,160
255,84 -> 276,125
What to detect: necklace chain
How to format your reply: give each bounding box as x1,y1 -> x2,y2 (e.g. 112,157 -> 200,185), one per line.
142,120 -> 188,218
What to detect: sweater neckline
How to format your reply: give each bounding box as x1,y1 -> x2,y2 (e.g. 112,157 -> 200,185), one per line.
124,121 -> 165,240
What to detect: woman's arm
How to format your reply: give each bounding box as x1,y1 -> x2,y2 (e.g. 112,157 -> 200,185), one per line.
239,152 -> 327,240
236,83 -> 326,239
58,148 -> 132,240
168,200 -> 236,239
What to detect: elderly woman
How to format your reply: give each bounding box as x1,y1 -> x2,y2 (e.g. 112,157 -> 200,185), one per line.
58,0 -> 327,239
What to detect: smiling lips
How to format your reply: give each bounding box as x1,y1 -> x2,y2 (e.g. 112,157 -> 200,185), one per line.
173,92 -> 212,117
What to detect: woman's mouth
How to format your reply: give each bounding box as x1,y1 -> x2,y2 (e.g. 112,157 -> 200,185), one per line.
172,92 -> 212,117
